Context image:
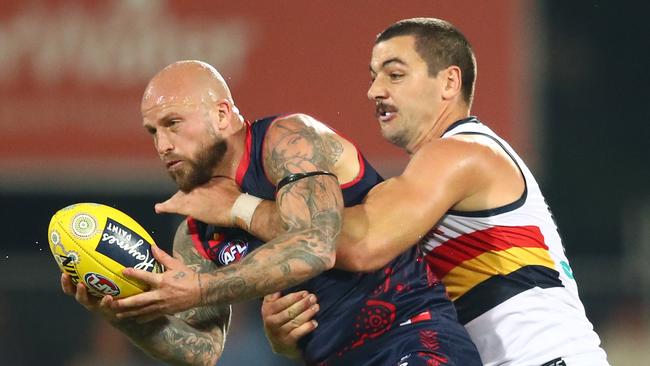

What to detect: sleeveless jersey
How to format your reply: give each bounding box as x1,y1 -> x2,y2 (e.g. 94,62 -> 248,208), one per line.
188,115 -> 470,365
420,117 -> 609,365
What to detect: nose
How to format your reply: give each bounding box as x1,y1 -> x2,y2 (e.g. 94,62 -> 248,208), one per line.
155,131 -> 174,156
367,78 -> 387,101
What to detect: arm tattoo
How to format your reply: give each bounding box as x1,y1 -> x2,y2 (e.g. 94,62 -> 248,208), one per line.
199,115 -> 344,306
111,221 -> 230,366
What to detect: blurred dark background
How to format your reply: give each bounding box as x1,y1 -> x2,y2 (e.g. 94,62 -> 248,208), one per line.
1,1 -> 648,365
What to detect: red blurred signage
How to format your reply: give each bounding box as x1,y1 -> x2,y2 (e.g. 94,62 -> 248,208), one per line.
0,0 -> 529,185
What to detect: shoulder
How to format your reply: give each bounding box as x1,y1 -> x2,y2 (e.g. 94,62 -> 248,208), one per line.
402,137 -> 496,193
262,113 -> 345,182
266,113 -> 334,138
408,137 -> 487,172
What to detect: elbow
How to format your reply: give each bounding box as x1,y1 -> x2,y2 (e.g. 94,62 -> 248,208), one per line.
336,249 -> 388,273
314,227 -> 339,272
324,246 -> 336,271
319,236 -> 337,272
348,255 -> 387,273
335,237 -> 394,273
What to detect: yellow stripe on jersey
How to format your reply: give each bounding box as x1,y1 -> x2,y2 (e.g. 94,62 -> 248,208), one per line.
442,246 -> 555,301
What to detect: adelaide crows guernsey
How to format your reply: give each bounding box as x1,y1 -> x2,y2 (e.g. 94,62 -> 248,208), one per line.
188,115 -> 474,365
420,117 -> 609,365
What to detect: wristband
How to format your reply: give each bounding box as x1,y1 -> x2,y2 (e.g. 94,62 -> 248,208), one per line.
276,171 -> 337,191
231,193 -> 263,230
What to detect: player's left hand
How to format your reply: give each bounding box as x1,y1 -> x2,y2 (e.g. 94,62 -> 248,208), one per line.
155,176 -> 242,227
261,291 -> 320,358
111,245 -> 202,322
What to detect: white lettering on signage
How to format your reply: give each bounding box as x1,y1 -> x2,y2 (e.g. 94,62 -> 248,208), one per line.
0,1 -> 255,85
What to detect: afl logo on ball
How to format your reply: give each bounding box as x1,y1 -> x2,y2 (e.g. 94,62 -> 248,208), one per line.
84,272 -> 120,297
219,240 -> 248,265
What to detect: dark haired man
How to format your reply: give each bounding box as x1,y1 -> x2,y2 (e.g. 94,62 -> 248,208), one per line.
266,17 -> 610,365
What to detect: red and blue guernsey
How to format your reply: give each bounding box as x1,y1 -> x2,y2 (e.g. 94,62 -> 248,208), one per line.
188,116 -> 481,366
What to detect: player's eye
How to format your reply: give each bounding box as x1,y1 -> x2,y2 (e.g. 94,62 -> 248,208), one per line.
166,119 -> 181,129
389,72 -> 404,80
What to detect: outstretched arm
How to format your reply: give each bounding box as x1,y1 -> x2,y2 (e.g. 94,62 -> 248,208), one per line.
113,114 -> 344,317
62,220 -> 230,366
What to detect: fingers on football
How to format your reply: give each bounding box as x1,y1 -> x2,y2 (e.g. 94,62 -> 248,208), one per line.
75,282 -> 94,308
99,295 -> 114,309
122,267 -> 161,286
151,245 -> 176,268
112,291 -> 158,313
61,273 -> 76,296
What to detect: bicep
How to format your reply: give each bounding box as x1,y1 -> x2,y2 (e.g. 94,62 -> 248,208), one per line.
362,172 -> 456,246
263,116 -> 344,234
337,142 -> 478,270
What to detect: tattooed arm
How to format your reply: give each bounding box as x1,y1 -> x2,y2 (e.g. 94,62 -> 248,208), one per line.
111,114 -> 344,318
108,221 -> 230,366
185,113 -> 345,306
195,114 -> 344,305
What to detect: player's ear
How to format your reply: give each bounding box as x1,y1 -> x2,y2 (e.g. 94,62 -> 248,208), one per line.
441,65 -> 462,101
215,99 -> 233,130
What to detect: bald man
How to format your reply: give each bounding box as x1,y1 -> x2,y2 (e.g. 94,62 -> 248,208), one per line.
61,60 -> 481,365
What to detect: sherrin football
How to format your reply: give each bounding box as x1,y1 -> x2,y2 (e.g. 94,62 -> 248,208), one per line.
48,203 -> 163,298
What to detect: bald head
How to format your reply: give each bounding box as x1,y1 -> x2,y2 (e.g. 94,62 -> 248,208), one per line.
142,60 -> 233,114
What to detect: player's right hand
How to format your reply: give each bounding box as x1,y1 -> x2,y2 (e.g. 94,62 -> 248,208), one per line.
261,291 -> 319,359
60,273 -> 118,321
155,176 -> 241,227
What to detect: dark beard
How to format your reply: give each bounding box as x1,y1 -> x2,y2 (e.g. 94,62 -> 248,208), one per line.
381,127 -> 409,149
170,138 -> 227,193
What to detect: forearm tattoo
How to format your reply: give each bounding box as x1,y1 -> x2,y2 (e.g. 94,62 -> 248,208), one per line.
200,115 -> 344,306
111,221 -> 230,366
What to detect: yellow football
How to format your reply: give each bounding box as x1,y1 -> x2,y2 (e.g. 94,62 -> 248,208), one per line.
48,203 -> 163,298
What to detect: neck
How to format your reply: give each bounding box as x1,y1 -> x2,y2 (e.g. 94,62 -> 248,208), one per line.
213,113 -> 247,179
406,104 -> 470,155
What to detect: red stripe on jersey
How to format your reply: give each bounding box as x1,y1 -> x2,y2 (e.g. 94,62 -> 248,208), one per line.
261,114 -> 298,186
425,225 -> 547,278
340,148 -> 365,189
186,217 -> 211,260
235,120 -> 252,186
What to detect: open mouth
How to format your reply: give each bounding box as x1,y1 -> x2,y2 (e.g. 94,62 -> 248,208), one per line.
376,103 -> 397,123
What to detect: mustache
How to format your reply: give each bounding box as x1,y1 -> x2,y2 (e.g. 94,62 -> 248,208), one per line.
161,153 -> 184,167
376,102 -> 397,115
